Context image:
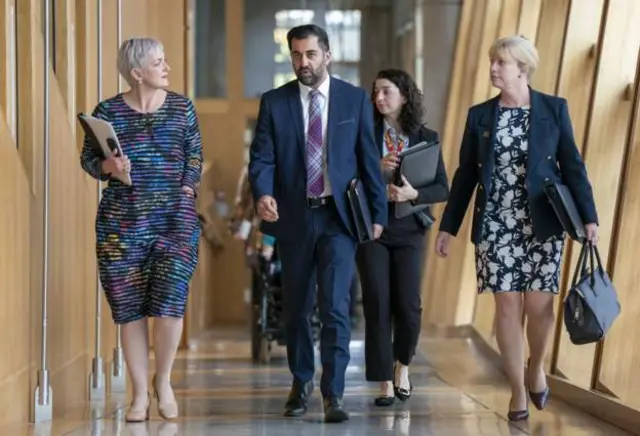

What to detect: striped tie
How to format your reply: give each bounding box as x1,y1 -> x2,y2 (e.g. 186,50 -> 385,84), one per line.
306,90 -> 324,197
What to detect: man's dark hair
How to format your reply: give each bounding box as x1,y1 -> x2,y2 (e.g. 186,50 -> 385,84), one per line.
286,24 -> 330,52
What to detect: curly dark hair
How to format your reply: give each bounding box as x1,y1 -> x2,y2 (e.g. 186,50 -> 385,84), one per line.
371,69 -> 425,134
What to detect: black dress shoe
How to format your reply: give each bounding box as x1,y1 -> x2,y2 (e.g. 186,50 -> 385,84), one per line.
284,380 -> 314,417
323,397 -> 349,423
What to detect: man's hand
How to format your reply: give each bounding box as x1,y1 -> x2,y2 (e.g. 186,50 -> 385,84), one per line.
257,195 -> 279,222
373,224 -> 383,239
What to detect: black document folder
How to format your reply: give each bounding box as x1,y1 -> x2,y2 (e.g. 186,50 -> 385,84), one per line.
544,182 -> 586,242
347,178 -> 374,243
393,140 -> 440,219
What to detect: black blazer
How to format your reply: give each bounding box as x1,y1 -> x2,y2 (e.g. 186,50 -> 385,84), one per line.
375,122 -> 449,230
440,88 -> 598,244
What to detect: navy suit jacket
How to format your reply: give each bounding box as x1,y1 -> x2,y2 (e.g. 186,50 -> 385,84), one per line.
440,88 -> 598,244
249,77 -> 388,241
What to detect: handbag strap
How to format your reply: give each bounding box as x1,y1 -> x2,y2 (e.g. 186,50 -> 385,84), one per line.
588,241 -> 596,288
571,243 -> 589,288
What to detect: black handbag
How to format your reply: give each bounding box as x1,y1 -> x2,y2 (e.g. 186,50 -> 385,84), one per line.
563,242 -> 621,345
544,182 -> 586,242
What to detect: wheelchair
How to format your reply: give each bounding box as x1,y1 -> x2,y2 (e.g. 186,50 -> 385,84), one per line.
250,246 -> 321,364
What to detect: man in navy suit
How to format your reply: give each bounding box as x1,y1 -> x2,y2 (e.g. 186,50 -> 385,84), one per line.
249,24 -> 387,422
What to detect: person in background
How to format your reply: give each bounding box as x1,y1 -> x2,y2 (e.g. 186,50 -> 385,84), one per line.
356,68 -> 449,406
80,37 -> 203,422
435,35 -> 598,421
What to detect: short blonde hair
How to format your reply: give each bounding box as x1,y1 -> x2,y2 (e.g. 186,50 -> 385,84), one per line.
488,35 -> 539,79
117,37 -> 164,86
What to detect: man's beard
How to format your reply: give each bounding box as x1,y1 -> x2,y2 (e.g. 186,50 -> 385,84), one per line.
296,65 -> 324,87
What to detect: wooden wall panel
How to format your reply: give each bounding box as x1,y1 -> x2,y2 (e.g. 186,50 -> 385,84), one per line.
555,0 -> 640,390
421,0 -> 485,327
0,111 -> 31,425
531,0 -> 570,94
548,0 -> 604,380
597,47 -> 640,409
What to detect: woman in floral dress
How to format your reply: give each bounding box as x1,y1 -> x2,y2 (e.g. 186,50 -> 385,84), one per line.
434,35 -> 599,421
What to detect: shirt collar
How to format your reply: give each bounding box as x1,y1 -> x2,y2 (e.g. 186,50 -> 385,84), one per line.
299,75 -> 331,100
383,119 -> 408,143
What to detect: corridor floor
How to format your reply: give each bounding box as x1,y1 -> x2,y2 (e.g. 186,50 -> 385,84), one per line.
5,328 -> 632,435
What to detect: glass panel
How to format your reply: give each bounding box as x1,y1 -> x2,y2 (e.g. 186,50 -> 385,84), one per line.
325,10 -> 361,62
330,64 -> 359,86
195,0 -> 226,98
243,4 -> 362,97
9,0 -> 18,145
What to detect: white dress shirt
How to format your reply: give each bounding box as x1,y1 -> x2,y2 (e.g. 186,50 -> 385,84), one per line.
299,76 -> 332,197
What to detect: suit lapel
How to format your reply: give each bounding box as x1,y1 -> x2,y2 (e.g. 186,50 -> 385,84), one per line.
327,77 -> 343,160
477,96 -> 499,180
527,88 -> 550,172
375,121 -> 384,157
287,82 -> 305,155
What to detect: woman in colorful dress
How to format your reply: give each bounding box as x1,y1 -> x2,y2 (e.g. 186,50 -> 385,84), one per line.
80,37 -> 203,422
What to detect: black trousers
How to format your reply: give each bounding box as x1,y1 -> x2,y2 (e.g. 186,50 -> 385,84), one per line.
355,223 -> 426,382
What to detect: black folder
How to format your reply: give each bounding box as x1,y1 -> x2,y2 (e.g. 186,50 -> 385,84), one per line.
347,178 -> 374,243
544,182 -> 586,242
393,140 -> 440,219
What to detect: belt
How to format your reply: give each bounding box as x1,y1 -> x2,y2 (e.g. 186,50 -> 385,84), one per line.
307,196 -> 333,209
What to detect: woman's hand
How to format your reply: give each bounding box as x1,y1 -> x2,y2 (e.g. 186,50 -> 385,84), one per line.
435,231 -> 452,257
388,175 -> 418,202
381,152 -> 399,172
585,223 -> 598,244
181,186 -> 195,198
101,150 -> 129,175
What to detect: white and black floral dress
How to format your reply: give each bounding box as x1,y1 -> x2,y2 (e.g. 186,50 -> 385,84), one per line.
475,106 -> 564,294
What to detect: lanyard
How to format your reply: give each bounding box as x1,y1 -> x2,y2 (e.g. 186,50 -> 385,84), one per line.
384,128 -> 405,154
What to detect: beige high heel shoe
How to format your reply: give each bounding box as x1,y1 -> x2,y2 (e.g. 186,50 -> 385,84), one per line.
152,374 -> 179,420
125,393 -> 150,422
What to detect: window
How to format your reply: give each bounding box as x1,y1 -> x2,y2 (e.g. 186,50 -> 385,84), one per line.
325,10 -> 361,63
270,9 -> 362,89
4,0 -> 19,144
194,0 -> 227,98
271,10 -> 314,89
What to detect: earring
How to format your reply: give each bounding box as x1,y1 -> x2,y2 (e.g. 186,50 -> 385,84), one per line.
137,78 -> 143,84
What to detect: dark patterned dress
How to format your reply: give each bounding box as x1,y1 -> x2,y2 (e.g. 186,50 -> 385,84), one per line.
80,91 -> 203,324
475,106 -> 564,294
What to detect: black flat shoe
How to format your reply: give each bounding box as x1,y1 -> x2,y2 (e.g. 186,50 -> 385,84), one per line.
284,379 -> 314,417
394,375 -> 413,402
374,395 -> 395,407
393,363 -> 413,401
529,386 -> 550,410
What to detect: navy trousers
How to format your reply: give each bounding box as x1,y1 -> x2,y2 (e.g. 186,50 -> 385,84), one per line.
278,202 -> 356,399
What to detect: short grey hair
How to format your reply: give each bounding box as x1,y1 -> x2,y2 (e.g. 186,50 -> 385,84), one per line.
117,37 -> 164,85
